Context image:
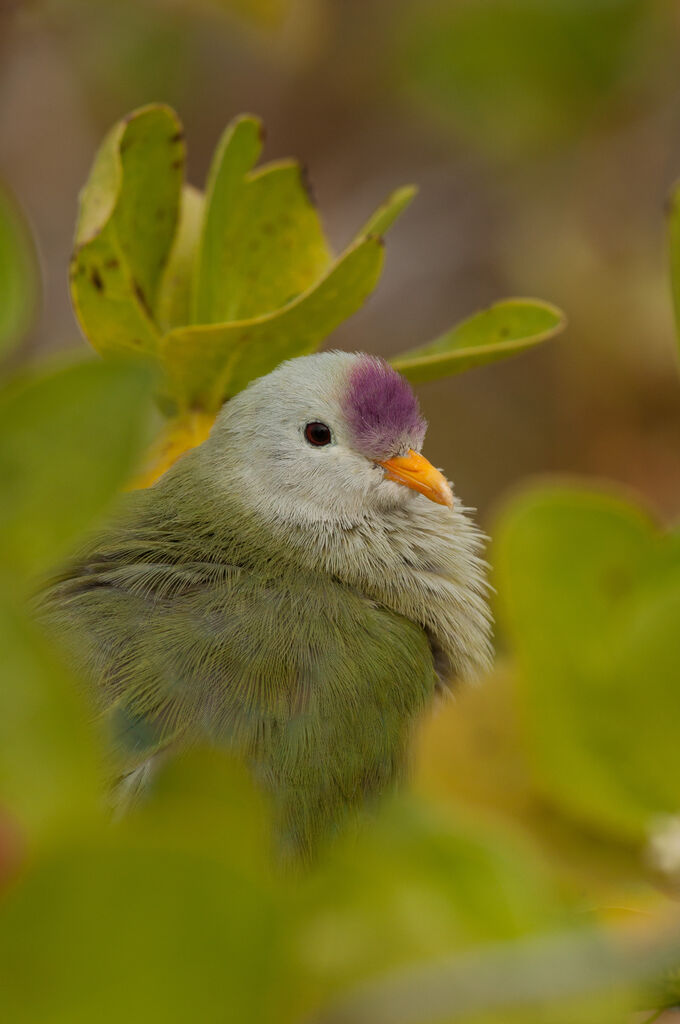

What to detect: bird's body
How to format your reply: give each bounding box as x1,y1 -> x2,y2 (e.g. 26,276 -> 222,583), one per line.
42,352 -> 491,855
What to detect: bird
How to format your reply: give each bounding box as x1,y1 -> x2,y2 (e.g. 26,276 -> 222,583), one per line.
41,351 -> 492,858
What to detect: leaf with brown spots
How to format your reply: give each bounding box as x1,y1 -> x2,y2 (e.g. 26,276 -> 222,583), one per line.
70,104 -> 185,359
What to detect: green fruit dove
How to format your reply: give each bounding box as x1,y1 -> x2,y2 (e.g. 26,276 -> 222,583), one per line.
41,353 -> 492,857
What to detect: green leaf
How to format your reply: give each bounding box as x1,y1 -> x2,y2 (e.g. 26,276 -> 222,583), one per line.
191,114 -> 263,322
292,798 -> 568,1015
414,667 -> 645,892
391,299 -> 566,384
156,185 -> 204,332
355,185 -> 417,239
193,115 -> 331,324
70,104 -> 184,358
0,834 -> 286,1024
0,358 -> 151,577
0,751 -> 290,1023
668,177 -> 680,353
161,236 -> 384,412
0,182 -> 39,358
494,484 -> 680,840
0,592 -> 100,839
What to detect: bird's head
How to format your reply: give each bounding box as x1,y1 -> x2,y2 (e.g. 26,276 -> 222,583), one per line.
205,352 -> 454,525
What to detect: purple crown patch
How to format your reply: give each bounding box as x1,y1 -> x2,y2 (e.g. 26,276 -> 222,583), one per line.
343,356 -> 427,460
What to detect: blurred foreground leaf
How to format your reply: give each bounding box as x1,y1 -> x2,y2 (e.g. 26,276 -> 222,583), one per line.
391,299 -> 565,384
0,838 -> 285,1024
0,182 -> 39,358
0,358 -> 151,577
414,668 -> 646,894
494,484 -> 680,841
0,592 -> 100,838
124,750 -> 276,875
0,749 -> 292,1024
293,801 -> 565,1006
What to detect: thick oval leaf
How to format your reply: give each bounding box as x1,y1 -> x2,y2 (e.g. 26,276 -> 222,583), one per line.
0,183 -> 39,359
494,484 -> 680,840
0,592 -> 100,838
70,104 -> 184,358
391,299 -> 566,384
0,358 -> 151,577
161,236 -> 384,411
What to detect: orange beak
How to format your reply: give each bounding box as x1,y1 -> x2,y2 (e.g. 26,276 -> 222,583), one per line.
378,449 -> 454,508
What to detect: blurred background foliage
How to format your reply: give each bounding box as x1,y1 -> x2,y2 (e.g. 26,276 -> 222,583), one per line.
3,0 -> 680,1021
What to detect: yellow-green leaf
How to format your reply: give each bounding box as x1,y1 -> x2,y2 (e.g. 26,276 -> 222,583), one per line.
494,484 -> 680,841
391,299 -> 566,384
193,115 -> 331,324
70,104 -> 185,358
0,833 -> 285,1024
161,236 -> 384,412
0,183 -> 39,358
0,593 -> 101,839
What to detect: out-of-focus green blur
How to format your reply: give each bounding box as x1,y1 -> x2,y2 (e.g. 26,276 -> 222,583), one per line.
3,0 -> 680,520
3,3 -> 680,1023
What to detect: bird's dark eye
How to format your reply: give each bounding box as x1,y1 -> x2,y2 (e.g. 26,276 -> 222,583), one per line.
304,421 -> 332,447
